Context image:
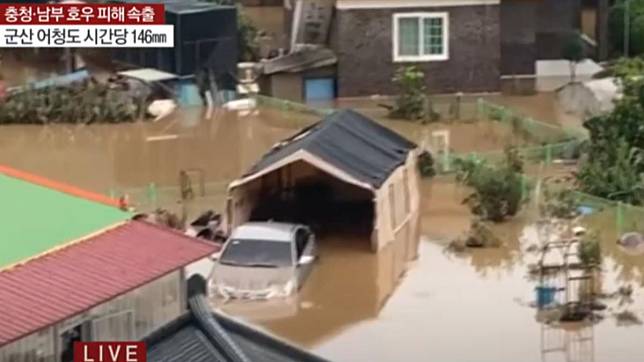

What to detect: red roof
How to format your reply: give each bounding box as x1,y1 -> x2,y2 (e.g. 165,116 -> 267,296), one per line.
0,221 -> 219,346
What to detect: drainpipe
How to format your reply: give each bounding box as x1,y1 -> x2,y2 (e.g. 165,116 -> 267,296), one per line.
290,0 -> 303,51
596,0 -> 610,60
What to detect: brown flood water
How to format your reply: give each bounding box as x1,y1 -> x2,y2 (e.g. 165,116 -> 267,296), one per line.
0,106 -> 643,361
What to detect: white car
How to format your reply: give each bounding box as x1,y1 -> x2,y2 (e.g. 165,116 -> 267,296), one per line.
212,222 -> 317,299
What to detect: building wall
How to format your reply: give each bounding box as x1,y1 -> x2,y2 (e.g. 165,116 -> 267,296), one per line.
263,66 -> 336,103
266,72 -> 303,102
537,0 -> 582,59
0,270 -> 184,362
332,5 -> 501,97
500,0 -> 538,75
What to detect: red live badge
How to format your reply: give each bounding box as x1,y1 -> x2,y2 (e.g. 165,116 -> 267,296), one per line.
74,342 -> 147,362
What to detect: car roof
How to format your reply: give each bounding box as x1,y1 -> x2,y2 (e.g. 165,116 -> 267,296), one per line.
230,222 -> 303,242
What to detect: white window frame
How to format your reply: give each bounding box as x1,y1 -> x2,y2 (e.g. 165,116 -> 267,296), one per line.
393,12 -> 449,62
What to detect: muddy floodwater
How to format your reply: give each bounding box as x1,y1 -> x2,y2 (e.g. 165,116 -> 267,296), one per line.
0,108 -> 316,213
0,105 -> 642,361
213,178 -> 644,362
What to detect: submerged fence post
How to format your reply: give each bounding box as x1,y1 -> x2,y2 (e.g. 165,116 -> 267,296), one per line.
545,144 -> 552,166
521,176 -> 528,202
147,182 -> 157,208
617,201 -> 625,238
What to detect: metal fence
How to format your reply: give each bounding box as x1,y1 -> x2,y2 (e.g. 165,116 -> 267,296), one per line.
118,95 -> 642,233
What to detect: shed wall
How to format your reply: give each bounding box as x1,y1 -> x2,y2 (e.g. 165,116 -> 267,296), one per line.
0,270 -> 183,362
227,150 -> 420,256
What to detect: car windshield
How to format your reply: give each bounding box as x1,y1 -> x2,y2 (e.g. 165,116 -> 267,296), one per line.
219,239 -> 293,268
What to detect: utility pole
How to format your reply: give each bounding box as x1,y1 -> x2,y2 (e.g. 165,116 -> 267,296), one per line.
625,0 -> 631,57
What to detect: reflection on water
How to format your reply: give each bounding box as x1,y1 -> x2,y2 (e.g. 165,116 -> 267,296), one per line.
218,233 -> 397,346
220,178 -> 644,362
0,107 -> 315,199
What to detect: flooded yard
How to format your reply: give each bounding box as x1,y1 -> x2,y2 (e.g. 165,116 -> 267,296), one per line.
0,107 -> 316,213
239,178 -> 644,362
0,103 -> 640,361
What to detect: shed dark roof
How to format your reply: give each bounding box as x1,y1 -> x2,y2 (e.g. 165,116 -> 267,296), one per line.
244,109 -> 416,188
145,295 -> 330,362
263,47 -> 337,75
0,221 -> 219,346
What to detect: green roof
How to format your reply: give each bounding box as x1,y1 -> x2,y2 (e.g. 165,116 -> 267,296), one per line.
0,173 -> 130,269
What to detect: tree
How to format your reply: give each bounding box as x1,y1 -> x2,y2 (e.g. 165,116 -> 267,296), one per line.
576,57 -> 644,204
562,31 -> 585,82
454,147 -> 525,222
609,0 -> 644,56
388,66 -> 428,121
611,56 -> 644,95
202,0 -> 260,61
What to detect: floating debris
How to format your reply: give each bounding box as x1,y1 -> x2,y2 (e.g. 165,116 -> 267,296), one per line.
617,232 -> 644,255
614,310 -> 642,326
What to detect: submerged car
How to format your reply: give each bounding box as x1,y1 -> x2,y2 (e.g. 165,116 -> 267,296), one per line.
212,222 -> 317,299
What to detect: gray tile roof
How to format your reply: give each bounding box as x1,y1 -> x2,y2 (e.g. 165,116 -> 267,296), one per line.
145,295 -> 330,362
245,109 -> 417,188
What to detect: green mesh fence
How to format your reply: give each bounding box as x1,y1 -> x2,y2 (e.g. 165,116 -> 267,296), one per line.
109,180 -> 230,213
476,99 -> 585,143
254,95 -> 334,117
429,99 -> 586,174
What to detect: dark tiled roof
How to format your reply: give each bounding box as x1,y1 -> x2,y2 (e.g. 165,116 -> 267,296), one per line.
145,295 -> 330,362
244,109 -> 417,188
0,221 -> 219,346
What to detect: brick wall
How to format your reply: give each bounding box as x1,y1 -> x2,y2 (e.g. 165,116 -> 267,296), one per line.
332,5 -> 500,97
500,0 -> 538,75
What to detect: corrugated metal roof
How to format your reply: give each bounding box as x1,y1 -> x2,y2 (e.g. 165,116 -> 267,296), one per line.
0,221 -> 219,346
145,295 -> 330,362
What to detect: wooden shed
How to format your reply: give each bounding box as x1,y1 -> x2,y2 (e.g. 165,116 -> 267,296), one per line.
226,109 -> 421,260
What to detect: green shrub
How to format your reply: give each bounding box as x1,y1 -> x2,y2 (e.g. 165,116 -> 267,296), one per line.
0,80 -> 146,124
541,188 -> 579,219
417,151 -> 436,178
455,148 -> 525,222
389,66 -> 429,121
578,232 -> 601,266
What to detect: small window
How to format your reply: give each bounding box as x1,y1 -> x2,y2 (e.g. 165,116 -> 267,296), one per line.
393,12 -> 448,62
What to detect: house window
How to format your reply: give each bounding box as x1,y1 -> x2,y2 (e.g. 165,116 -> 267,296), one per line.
393,13 -> 448,62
